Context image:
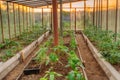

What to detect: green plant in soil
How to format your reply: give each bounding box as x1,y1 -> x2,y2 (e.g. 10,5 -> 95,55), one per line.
84,26 -> 120,64
53,45 -> 69,54
66,50 -> 83,70
70,38 -> 77,50
39,67 -> 62,80
0,49 -> 14,61
34,48 -> 48,64
67,70 -> 85,80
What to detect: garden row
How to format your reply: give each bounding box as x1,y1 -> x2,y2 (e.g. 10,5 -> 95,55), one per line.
0,28 -> 49,80
18,31 -> 86,80
0,25 -> 47,62
83,26 -> 120,80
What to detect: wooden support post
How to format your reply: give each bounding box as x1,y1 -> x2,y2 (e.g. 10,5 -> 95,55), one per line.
101,0 -> 103,29
42,8 -> 44,27
98,0 -> 101,28
52,0 -> 59,46
106,0 -> 109,31
60,0 -> 63,36
28,7 -> 31,31
70,2 -> 72,30
26,7 -> 28,32
18,4 -> 21,35
96,0 -> 98,27
0,1 -> 4,42
84,0 -> 86,29
51,8 -> 53,32
93,0 -> 95,26
7,2 -> 11,39
22,5 -> 25,32
13,3 -> 16,37
115,0 -> 118,41
32,8 -> 34,30
75,8 -> 76,33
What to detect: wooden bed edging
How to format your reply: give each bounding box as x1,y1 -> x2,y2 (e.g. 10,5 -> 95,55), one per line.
75,38 -> 88,80
0,31 -> 50,80
81,32 -> 120,80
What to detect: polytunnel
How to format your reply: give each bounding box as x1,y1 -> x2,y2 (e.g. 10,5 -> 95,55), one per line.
0,0 -> 120,80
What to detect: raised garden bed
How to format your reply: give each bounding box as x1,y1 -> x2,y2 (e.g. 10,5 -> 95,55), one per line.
80,31 -> 120,80
0,31 -> 50,80
18,31 -> 87,80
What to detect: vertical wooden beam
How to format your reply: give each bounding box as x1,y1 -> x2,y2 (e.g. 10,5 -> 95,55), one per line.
18,4 -> 21,35
13,3 -> 16,37
115,0 -> 118,41
0,1 -> 4,42
96,0 -> 98,27
26,6 -> 28,32
84,0 -> 86,29
60,0 -> 63,36
106,0 -> 109,31
70,2 -> 72,29
42,8 -> 44,27
51,8 -> 53,32
93,0 -> 95,25
98,0 -> 101,28
32,8 -> 34,30
52,0 -> 59,46
75,8 -> 76,33
101,0 -> 103,29
22,5 -> 25,32
28,7 -> 31,31
7,2 -> 11,39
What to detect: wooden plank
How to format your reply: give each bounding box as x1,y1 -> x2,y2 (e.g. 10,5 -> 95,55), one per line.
0,54 -> 20,80
0,31 -> 50,80
81,32 -> 120,80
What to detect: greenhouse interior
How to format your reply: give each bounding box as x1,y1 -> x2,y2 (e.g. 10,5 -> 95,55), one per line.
0,0 -> 120,80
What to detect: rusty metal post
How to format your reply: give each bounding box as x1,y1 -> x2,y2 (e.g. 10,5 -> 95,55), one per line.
101,0 -> 103,28
93,0 -> 95,25
13,3 -> 16,37
84,0 -> 86,29
0,1 -> 4,42
18,4 -> 21,35
75,8 -> 76,33
7,2 -> 11,39
52,0 -> 59,46
106,0 -> 109,31
60,0 -> 63,36
42,8 -> 44,27
115,0 -> 118,41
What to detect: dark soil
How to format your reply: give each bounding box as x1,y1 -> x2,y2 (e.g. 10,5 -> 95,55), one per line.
19,36 -> 72,80
76,33 -> 108,80
20,54 -> 71,80
3,36 -> 49,80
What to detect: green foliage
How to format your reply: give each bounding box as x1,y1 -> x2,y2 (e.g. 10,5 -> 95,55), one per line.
49,53 -> 58,62
53,45 -> 69,54
67,70 -> 85,80
70,38 -> 77,50
67,51 -> 83,70
34,48 -> 48,64
84,26 -> 120,64
0,50 -> 14,61
40,67 -> 62,80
